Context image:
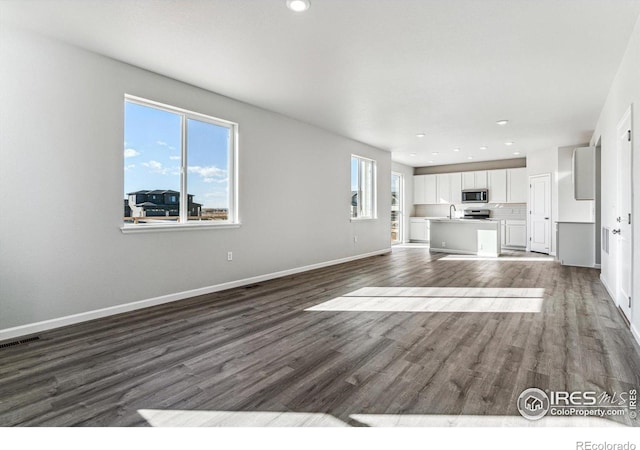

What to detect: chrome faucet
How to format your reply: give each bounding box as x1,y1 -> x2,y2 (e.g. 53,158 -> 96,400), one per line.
449,204 -> 457,219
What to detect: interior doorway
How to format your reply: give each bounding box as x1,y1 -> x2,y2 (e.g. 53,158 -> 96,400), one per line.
616,106 -> 633,322
529,173 -> 551,254
391,172 -> 403,244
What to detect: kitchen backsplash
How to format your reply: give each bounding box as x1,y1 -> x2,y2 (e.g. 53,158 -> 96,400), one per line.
414,203 -> 527,220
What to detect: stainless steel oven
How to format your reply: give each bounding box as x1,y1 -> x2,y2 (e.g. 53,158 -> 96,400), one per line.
461,189 -> 488,203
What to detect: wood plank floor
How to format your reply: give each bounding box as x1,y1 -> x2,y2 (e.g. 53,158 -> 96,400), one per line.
1,248 -> 639,427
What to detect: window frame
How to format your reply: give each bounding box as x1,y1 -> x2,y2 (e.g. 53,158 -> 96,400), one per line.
121,95 -> 239,233
351,154 -> 377,221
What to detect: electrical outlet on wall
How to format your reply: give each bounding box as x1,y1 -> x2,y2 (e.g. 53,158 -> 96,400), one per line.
442,241 -> 446,248
227,252 -> 233,261
354,236 -> 358,243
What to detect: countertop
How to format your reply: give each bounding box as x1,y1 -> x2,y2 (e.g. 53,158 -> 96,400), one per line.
409,216 -> 448,220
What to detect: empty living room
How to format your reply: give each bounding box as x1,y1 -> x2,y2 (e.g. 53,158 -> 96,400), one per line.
1,1 -> 640,448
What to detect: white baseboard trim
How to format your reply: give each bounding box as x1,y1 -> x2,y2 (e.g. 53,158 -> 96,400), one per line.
594,264 -> 601,269
632,324 -> 640,348
0,248 -> 391,342
600,274 -> 640,348
600,273 -> 615,300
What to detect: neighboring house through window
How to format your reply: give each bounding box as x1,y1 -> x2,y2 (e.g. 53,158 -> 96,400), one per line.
123,95 -> 238,226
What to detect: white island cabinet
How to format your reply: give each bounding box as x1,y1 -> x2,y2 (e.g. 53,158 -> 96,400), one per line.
429,219 -> 501,257
409,217 -> 430,243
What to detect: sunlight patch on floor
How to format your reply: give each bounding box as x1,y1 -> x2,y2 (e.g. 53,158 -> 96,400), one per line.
440,255 -> 556,261
305,287 -> 544,313
137,409 -> 347,427
137,409 -> 625,427
345,287 -> 545,298
349,413 -> 625,427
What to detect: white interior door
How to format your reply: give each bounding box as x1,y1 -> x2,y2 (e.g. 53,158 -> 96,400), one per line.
616,108 -> 633,321
529,173 -> 551,254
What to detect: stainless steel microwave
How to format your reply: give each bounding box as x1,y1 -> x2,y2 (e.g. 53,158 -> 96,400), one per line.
461,189 -> 488,203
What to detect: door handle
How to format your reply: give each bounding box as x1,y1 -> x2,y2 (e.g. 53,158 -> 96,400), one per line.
612,229 -> 621,235
544,217 -> 549,220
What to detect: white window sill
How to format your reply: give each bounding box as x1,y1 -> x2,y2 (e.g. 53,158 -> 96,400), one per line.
121,222 -> 241,234
351,217 -> 377,222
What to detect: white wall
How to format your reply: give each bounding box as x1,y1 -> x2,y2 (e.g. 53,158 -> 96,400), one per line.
590,16 -> 640,344
557,144 -> 594,223
0,27 -> 391,335
392,162 -> 414,242
526,147 -> 558,255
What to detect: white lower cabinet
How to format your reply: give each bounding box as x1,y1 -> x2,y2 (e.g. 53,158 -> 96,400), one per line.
505,220 -> 526,247
410,218 -> 430,242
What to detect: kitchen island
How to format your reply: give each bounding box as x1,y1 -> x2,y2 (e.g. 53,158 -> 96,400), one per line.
429,219 -> 501,257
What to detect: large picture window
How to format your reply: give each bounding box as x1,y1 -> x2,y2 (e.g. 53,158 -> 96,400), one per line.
123,96 -> 237,228
351,155 -> 377,220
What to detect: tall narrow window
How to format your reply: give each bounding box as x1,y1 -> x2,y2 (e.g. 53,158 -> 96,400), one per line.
391,172 -> 403,243
123,96 -> 237,227
351,155 -> 377,219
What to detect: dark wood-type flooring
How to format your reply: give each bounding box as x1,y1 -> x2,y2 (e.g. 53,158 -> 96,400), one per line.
1,248 -> 639,426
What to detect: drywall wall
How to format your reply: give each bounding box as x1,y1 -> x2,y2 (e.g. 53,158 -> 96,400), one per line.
392,162 -> 414,242
0,27 -> 391,333
590,15 -> 640,344
526,147 -> 558,255
557,144 -> 595,223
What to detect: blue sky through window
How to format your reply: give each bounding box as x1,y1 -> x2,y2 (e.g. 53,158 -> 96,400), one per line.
124,101 -> 230,209
351,156 -> 358,192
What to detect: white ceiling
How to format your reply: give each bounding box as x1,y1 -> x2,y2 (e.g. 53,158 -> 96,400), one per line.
2,0 -> 639,167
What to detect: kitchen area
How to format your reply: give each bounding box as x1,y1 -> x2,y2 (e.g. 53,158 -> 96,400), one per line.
409,165 -> 528,257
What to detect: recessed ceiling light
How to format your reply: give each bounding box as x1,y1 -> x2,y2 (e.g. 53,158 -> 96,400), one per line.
416,133 -> 426,138
480,146 -> 488,150
496,120 -> 509,126
453,148 -> 460,152
410,153 -> 417,156
505,141 -> 514,146
513,151 -> 521,155
428,160 -> 434,164
431,152 -> 439,155
286,0 -> 311,12
467,156 -> 473,160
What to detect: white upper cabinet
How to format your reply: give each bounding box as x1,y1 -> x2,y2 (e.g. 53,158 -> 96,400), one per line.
436,174 -> 451,204
475,171 -> 488,189
416,168 -> 526,205
413,175 -> 426,204
462,172 -> 475,190
424,174 -> 437,204
450,172 -> 462,204
413,174 -> 437,204
507,168 -> 527,203
488,169 -> 507,203
462,171 -> 487,190
437,173 -> 463,204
